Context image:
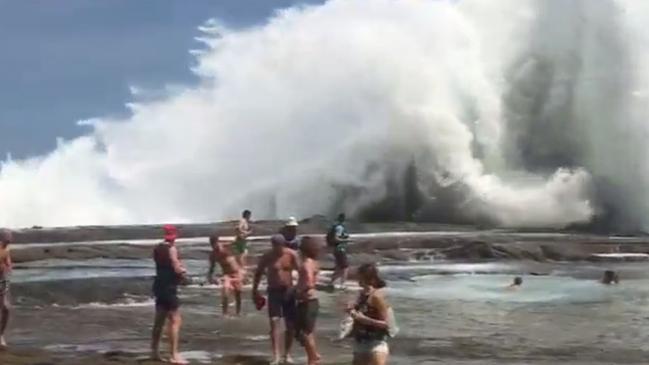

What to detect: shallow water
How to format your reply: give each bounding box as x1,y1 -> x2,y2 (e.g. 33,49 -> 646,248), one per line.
7,258 -> 649,364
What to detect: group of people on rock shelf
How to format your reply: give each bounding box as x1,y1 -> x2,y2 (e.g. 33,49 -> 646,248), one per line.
150,211 -> 395,365
0,218 -> 627,365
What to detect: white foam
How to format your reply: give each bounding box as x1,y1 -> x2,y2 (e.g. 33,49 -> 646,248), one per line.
4,0 -> 628,229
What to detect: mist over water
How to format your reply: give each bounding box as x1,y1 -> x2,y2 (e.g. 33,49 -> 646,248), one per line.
2,0 -> 648,229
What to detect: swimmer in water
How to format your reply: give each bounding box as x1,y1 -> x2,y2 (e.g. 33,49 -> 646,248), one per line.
507,276 -> 523,290
601,270 -> 620,285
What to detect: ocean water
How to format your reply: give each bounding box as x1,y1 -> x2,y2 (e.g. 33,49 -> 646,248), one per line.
7,258 -> 649,364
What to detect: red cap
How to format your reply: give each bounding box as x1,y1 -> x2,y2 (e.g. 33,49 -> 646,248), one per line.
163,225 -> 178,242
255,295 -> 267,311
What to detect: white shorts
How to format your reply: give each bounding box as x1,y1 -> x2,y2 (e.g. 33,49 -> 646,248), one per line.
354,340 -> 389,355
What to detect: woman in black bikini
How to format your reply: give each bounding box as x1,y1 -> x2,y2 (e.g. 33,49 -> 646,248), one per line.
350,263 -> 392,365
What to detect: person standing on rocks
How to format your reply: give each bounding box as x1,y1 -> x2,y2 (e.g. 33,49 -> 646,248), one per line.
280,217 -> 300,250
207,235 -> 244,317
295,236 -> 322,365
233,210 -> 253,270
0,229 -> 13,349
328,213 -> 351,289
151,225 -> 188,364
252,234 -> 300,365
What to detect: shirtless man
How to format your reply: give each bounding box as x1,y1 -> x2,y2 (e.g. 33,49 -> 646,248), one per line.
207,235 -> 243,316
253,234 -> 300,365
151,225 -> 187,364
0,229 -> 13,349
233,210 -> 253,269
295,236 -> 322,365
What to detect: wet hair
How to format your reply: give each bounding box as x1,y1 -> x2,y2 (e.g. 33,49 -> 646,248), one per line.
299,236 -> 321,259
337,213 -> 346,222
0,229 -> 13,245
513,276 -> 523,286
357,263 -> 387,289
603,270 -> 619,284
242,210 -> 252,218
209,234 -> 219,246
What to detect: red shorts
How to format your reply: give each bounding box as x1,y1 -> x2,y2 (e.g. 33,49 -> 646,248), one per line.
222,274 -> 243,292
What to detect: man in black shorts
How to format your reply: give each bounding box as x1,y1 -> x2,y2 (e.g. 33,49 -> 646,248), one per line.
151,225 -> 187,364
253,235 -> 300,365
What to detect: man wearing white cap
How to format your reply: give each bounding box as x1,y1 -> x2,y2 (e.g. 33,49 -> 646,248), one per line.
281,217 -> 300,250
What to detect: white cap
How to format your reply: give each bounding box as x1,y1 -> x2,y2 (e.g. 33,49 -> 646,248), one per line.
285,217 -> 299,227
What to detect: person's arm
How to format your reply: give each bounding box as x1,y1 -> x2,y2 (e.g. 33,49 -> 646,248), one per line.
169,246 -> 186,277
252,254 -> 268,299
6,250 -> 12,272
304,260 -> 317,297
207,254 -> 216,282
334,225 -> 346,244
351,291 -> 389,330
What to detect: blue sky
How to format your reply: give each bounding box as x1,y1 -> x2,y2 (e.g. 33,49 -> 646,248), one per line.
0,0 -> 325,158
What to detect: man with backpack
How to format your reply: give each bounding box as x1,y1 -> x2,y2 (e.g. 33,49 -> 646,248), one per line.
327,213 -> 350,289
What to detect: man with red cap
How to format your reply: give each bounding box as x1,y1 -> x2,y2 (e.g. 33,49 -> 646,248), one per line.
0,229 -> 13,348
151,225 -> 187,364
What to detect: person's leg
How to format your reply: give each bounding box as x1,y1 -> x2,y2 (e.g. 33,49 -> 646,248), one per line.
0,293 -> 10,348
353,352 -> 371,365
340,267 -> 349,287
167,309 -> 185,364
240,251 -> 248,272
150,306 -> 167,360
269,318 -> 282,364
371,351 -> 389,365
303,300 -> 320,364
267,290 -> 283,364
329,267 -> 340,286
282,294 -> 297,363
234,288 -> 242,316
221,278 -> 231,317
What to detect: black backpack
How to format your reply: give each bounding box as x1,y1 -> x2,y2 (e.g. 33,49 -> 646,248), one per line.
326,224 -> 338,247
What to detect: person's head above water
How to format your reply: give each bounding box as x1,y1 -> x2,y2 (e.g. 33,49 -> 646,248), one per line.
163,225 -> 178,243
357,263 -> 386,289
602,270 -> 619,284
0,229 -> 12,248
513,276 -> 523,286
242,210 -> 252,220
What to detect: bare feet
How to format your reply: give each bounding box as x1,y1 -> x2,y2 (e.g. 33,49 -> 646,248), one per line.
282,354 -> 295,364
169,354 -> 188,365
0,336 -> 7,350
